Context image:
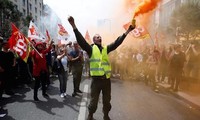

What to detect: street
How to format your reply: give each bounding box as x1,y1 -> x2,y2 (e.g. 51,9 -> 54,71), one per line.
1,75 -> 200,120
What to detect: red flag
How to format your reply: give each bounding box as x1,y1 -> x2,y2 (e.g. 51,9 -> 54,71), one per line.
8,23 -> 19,49
123,22 -> 150,39
8,23 -> 30,62
123,22 -> 137,37
123,22 -> 131,31
46,29 -> 50,43
132,26 -> 150,39
85,30 -> 92,44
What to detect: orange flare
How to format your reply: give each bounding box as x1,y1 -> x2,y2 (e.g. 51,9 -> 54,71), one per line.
134,0 -> 161,17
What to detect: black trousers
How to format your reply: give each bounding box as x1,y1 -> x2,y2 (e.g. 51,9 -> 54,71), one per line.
88,76 -> 111,114
34,71 -> 47,98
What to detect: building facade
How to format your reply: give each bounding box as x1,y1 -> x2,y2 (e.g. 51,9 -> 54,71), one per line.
152,0 -> 188,43
9,0 -> 43,23
156,0 -> 188,30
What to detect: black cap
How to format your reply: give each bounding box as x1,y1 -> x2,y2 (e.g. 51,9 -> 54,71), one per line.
2,40 -> 8,46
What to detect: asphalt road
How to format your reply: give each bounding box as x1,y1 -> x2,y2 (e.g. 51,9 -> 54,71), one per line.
1,75 -> 200,120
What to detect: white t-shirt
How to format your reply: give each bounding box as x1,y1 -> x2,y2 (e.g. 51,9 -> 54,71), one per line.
60,56 -> 68,71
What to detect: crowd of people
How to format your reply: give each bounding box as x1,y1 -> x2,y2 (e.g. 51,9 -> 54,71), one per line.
0,18 -> 200,119
0,37 -> 91,100
0,35 -> 90,117
109,41 -> 200,92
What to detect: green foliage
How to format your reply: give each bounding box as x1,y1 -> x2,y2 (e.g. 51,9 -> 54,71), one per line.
170,0 -> 200,40
0,0 -> 22,39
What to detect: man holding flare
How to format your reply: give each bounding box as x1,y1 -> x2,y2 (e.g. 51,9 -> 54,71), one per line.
68,16 -> 136,120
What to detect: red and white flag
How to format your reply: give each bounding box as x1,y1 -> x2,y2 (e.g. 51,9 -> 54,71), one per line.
84,30 -> 92,44
123,22 -> 150,39
46,29 -> 51,43
9,23 -> 30,62
28,21 -> 46,42
57,24 -> 69,45
123,22 -> 131,31
132,26 -> 150,39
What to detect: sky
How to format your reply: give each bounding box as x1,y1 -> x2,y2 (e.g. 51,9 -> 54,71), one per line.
43,0 -> 134,42
42,0 -> 161,47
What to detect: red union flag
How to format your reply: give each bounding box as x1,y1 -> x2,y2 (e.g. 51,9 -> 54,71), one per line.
132,26 -> 150,39
123,22 -> 150,39
9,23 -> 30,62
123,22 -> 131,31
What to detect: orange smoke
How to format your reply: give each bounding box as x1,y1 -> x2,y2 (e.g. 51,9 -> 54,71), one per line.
134,0 -> 161,17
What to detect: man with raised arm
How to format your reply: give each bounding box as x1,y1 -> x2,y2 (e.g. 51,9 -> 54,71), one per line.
68,16 -> 135,120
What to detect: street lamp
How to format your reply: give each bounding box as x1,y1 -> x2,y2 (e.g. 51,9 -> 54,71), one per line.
176,27 -> 180,43
103,19 -> 111,32
176,20 -> 181,43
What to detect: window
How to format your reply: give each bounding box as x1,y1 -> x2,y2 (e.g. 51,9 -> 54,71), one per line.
30,4 -> 32,11
40,3 -> 42,8
23,9 -> 26,16
35,0 -> 37,4
35,7 -> 37,13
35,16 -> 37,21
23,0 -> 25,6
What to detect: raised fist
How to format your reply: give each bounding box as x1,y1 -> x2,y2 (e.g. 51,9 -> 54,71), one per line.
68,16 -> 74,25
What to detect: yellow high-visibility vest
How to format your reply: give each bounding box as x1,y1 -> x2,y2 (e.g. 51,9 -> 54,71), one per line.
90,45 -> 111,78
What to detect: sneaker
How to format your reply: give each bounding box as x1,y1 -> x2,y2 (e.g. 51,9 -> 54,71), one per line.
104,115 -> 111,120
42,93 -> 49,98
63,93 -> 67,97
5,91 -> 14,95
60,93 -> 64,98
72,92 -> 77,97
0,113 -> 6,118
103,115 -> 111,120
76,89 -> 83,93
154,89 -> 159,93
87,113 -> 93,120
34,97 -> 40,102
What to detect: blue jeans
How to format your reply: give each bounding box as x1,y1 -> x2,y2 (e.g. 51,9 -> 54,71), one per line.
58,70 -> 68,93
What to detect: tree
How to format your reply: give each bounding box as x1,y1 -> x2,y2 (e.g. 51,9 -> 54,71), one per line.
170,0 -> 200,41
0,0 -> 22,39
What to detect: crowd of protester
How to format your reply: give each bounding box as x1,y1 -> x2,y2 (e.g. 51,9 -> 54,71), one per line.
0,37 -> 90,116
0,34 -> 200,117
110,41 -> 200,92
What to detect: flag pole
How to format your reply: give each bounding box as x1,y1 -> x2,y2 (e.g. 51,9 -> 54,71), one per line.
144,26 -> 154,46
26,39 -> 43,58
